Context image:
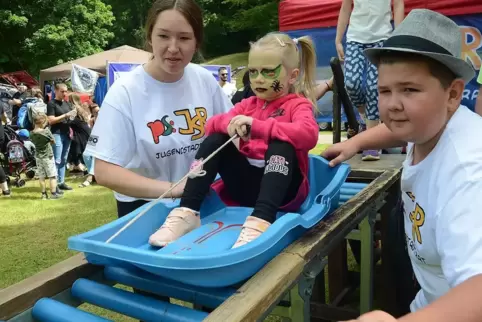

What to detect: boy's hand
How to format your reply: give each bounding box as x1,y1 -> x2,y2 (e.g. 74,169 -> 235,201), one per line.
321,140 -> 359,167
341,310 -> 397,322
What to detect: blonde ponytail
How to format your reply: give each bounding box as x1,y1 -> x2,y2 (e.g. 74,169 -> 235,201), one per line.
294,36 -> 318,109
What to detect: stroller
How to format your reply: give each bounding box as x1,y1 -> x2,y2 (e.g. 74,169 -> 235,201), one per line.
1,125 -> 36,187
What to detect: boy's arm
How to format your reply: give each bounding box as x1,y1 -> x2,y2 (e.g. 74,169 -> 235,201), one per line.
398,275 -> 482,322
349,123 -> 405,150
392,0 -> 405,27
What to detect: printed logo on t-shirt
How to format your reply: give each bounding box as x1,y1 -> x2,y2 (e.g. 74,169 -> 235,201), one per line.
404,191 -> 427,264
147,107 -> 207,144
147,116 -> 176,144
174,107 -> 207,141
87,135 -> 99,147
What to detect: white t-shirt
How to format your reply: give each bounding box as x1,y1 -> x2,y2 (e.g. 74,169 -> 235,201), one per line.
84,64 -> 233,202
221,82 -> 237,100
347,0 -> 393,44
401,105 -> 482,312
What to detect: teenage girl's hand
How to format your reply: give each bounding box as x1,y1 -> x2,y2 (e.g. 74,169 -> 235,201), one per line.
336,42 -> 345,62
341,310 -> 397,322
228,115 -> 252,141
321,140 -> 359,167
170,179 -> 186,199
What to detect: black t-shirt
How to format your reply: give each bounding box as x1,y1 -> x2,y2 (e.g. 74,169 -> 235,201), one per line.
11,91 -> 27,119
47,99 -> 73,135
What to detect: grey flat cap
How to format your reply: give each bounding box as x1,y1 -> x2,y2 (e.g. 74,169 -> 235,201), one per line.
364,9 -> 475,83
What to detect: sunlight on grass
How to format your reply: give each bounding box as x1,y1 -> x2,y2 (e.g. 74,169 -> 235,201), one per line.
0,175 -> 117,288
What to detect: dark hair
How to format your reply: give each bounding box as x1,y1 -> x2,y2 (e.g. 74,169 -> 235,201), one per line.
145,0 -> 204,51
377,52 -> 457,89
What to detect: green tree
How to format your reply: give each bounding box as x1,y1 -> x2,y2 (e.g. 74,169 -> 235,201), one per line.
197,0 -> 279,59
102,0 -> 152,49
0,0 -> 115,77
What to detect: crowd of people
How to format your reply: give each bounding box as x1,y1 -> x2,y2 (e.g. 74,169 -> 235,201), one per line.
0,83 -> 99,198
2,0 -> 482,321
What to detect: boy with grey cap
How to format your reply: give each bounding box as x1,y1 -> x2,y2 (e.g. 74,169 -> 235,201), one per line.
324,9 -> 482,322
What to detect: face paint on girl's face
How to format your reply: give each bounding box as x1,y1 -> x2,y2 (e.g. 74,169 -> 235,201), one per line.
248,49 -> 292,101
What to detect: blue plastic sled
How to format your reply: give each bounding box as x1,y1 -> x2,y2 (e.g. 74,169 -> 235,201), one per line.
68,155 -> 350,288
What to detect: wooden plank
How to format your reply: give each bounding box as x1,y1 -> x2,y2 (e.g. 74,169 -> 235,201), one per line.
347,154 -> 405,171
206,169 -> 402,321
287,169 -> 400,261
203,253 -> 306,322
0,254 -> 101,320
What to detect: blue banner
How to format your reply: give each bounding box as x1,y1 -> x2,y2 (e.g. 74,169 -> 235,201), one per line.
106,63 -> 232,89
107,62 -> 142,88
285,14 -> 482,112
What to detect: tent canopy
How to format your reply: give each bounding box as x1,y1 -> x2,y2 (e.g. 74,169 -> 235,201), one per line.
0,70 -> 38,88
279,0 -> 482,31
39,45 -> 151,86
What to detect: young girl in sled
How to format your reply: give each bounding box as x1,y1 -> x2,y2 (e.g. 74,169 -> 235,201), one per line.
149,32 -> 320,249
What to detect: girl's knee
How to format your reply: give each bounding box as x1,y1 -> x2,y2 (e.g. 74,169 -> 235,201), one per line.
202,133 -> 231,149
266,140 -> 296,157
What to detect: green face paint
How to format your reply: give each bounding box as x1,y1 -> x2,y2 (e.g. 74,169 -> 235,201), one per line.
248,64 -> 282,81
248,49 -> 291,101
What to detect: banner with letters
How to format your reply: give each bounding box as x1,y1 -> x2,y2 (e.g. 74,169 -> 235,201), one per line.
285,14 -> 482,112
106,63 -> 233,88
106,62 -> 142,88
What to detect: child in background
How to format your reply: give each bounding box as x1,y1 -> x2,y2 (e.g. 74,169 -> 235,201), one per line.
149,32 -> 320,249
336,0 -> 405,160
30,113 -> 62,200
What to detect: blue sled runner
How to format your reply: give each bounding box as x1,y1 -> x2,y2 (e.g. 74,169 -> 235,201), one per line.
68,155 -> 350,288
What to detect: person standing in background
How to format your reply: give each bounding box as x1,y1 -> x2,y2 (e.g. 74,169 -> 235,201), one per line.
336,0 -> 405,161
46,83 -> 77,192
218,66 -> 237,100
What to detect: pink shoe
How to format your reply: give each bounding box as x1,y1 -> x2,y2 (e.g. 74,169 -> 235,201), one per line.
232,216 -> 271,249
149,207 -> 201,247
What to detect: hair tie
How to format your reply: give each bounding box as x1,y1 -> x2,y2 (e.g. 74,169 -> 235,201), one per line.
292,38 -> 299,45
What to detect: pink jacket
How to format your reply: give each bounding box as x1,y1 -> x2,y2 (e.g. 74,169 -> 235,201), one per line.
207,93 -> 319,211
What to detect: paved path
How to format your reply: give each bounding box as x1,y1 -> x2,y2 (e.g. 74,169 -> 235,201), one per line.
318,132 -> 347,145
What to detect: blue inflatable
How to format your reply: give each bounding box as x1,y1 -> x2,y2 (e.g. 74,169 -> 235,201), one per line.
68,155 -> 350,288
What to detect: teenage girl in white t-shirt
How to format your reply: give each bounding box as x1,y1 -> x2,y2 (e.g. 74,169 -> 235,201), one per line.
84,0 -> 233,218
336,0 -> 405,161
